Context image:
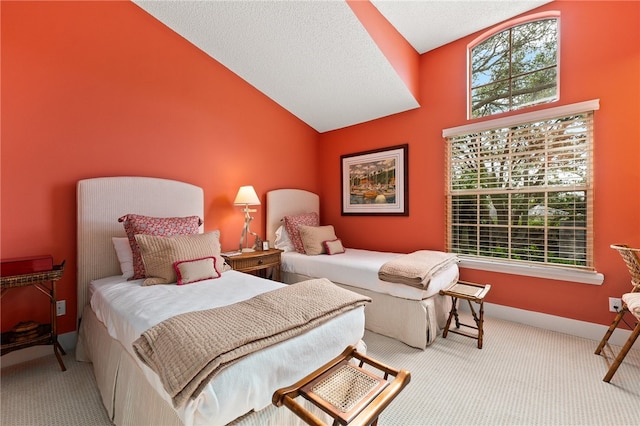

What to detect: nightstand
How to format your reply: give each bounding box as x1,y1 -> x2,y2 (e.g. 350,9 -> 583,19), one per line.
222,249 -> 283,282
1,261 -> 67,371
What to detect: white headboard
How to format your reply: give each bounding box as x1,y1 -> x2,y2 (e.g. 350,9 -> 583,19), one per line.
266,189 -> 319,246
76,176 -> 204,320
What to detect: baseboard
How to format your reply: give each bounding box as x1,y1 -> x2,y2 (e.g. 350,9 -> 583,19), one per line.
2,307 -> 634,369
464,302 -> 634,347
0,331 -> 77,369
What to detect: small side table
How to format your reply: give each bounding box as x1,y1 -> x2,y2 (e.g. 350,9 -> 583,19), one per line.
222,249 -> 283,281
439,281 -> 491,349
273,345 -> 410,426
1,262 -> 67,370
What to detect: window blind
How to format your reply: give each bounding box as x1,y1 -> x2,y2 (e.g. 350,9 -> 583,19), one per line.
445,101 -> 597,270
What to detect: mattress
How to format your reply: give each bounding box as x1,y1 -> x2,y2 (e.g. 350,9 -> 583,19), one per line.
281,249 -> 459,300
88,270 -> 366,426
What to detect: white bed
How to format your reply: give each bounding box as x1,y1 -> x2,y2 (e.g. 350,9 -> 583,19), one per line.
74,177 -> 367,426
266,189 -> 458,349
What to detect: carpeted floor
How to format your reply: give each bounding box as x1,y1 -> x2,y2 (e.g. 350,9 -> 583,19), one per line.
2,315 -> 638,425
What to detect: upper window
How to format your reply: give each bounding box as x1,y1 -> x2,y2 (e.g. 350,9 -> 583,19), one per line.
470,17 -> 559,118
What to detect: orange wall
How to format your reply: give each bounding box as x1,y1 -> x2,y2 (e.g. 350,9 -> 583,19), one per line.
319,1 -> 640,327
1,1 -> 319,333
2,1 -> 639,337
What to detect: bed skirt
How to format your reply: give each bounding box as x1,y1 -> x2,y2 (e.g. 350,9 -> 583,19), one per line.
76,307 -> 335,426
282,271 -> 451,349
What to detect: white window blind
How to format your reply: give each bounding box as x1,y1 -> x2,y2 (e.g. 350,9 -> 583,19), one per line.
445,101 -> 598,272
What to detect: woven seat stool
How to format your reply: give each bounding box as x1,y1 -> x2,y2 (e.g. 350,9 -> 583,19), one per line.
439,281 -> 491,349
273,345 -> 410,426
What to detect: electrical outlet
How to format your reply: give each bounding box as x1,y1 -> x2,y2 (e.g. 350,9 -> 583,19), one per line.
56,300 -> 66,316
608,297 -> 622,313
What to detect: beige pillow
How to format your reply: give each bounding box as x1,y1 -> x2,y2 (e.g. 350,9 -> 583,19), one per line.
174,257 -> 220,285
298,225 -> 337,255
135,231 -> 225,285
324,238 -> 346,255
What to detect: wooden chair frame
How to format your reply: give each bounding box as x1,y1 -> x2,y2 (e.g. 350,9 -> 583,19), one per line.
594,244 -> 640,382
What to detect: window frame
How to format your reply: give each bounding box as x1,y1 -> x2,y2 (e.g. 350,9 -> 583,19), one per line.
444,100 -> 603,285
468,11 -> 561,120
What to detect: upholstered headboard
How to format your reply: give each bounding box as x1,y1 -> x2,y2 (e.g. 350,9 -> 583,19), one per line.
266,189 -> 319,246
76,176 -> 204,320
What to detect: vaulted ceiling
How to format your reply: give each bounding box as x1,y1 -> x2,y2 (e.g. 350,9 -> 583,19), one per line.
133,1 -> 552,132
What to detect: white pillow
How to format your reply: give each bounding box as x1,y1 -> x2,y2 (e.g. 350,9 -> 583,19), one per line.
112,237 -> 134,279
274,225 -> 295,252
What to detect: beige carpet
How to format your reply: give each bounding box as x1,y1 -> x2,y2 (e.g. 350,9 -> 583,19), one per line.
1,315 -> 638,426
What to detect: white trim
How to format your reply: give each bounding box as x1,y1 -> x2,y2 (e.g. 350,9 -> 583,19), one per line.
459,302 -> 631,347
444,99 -> 600,137
460,257 -> 604,285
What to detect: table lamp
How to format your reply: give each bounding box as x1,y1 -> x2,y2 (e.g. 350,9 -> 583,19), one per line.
234,185 -> 261,252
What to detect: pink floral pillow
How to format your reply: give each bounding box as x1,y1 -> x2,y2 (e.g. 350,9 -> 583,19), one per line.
284,212 -> 319,254
118,214 -> 202,280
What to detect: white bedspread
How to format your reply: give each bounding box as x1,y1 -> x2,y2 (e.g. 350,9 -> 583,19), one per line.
89,270 -> 366,426
281,248 -> 459,300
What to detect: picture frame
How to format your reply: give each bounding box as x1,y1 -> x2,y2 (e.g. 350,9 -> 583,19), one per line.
341,144 -> 408,216
262,241 -> 270,251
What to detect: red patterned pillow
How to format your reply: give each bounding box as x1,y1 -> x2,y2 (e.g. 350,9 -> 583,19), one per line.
284,212 -> 319,254
118,214 -> 202,280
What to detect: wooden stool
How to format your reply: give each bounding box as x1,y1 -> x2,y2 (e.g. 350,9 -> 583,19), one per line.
439,281 -> 491,349
273,345 -> 410,426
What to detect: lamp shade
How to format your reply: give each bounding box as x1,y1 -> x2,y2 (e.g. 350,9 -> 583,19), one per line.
234,185 -> 261,206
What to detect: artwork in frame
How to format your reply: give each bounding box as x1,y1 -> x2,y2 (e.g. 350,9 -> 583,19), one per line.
341,144 -> 408,216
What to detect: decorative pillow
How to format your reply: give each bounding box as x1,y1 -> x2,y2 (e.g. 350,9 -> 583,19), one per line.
274,225 -> 295,252
284,212 -> 319,254
323,238 -> 346,255
112,237 -> 134,279
118,214 -> 202,280
298,225 -> 337,255
173,257 -> 220,285
134,231 -> 223,285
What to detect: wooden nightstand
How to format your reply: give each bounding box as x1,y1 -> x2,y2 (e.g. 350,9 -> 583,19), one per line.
222,249 -> 283,282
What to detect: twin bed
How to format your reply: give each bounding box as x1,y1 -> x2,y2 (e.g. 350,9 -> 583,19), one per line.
75,178 -> 458,426
75,177 -> 367,426
266,189 -> 459,350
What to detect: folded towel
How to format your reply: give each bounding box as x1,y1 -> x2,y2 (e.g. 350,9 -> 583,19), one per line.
378,250 -> 459,289
622,292 -> 640,317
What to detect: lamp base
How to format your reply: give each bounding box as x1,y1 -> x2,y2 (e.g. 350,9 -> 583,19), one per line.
241,248 -> 255,253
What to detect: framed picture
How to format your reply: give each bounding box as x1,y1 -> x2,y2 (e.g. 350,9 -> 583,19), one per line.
341,144 -> 408,216
262,241 -> 270,251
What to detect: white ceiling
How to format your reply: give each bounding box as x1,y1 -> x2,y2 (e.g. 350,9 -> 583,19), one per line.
133,0 -> 552,133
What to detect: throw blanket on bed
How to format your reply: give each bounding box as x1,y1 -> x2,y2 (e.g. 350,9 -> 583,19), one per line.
378,250 -> 459,289
132,278 -> 370,408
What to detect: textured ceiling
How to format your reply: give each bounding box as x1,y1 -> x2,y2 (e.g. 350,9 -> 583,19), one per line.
372,0 -> 552,54
133,0 -> 552,133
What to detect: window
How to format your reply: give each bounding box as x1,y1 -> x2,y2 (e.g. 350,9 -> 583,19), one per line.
470,16 -> 559,118
444,101 -> 599,275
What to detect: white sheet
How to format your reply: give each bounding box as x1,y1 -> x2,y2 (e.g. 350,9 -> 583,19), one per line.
281,248 -> 459,300
89,270 -> 366,426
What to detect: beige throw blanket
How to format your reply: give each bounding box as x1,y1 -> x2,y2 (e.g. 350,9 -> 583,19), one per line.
132,278 -> 370,408
378,250 -> 459,289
